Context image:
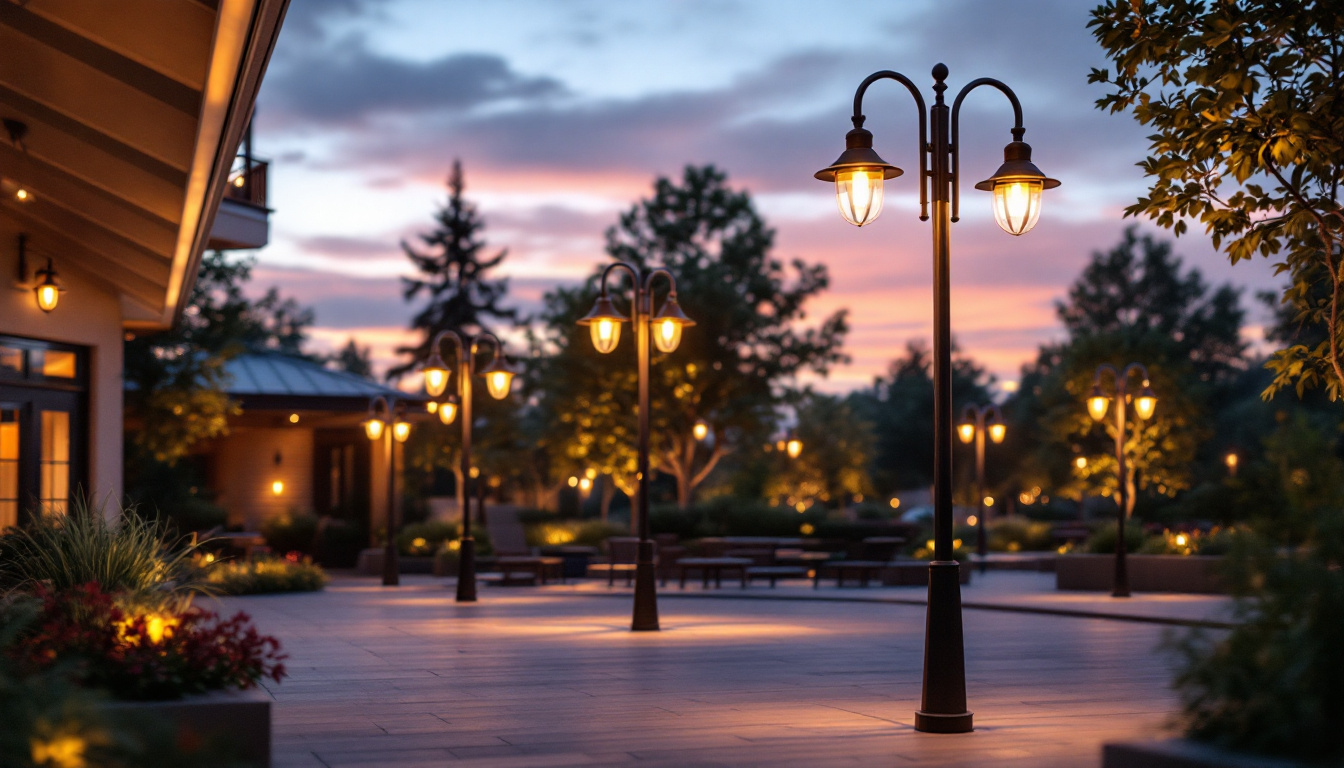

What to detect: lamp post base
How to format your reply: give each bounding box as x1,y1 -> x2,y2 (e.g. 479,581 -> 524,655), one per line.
916,561 -> 972,734
456,537 -> 477,603
631,541 -> 659,632
382,542 -> 399,587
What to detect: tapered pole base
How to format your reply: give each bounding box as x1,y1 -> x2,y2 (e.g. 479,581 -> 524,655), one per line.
456,537 -> 477,603
382,541 -> 399,587
915,561 -> 972,733
630,541 -> 659,632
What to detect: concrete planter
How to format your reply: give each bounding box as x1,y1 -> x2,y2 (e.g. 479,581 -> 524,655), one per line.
1057,554 -> 1224,593
103,686 -> 271,766
1103,739 -> 1307,768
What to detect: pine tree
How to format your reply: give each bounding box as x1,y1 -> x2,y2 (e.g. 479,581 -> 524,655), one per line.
389,160 -> 518,380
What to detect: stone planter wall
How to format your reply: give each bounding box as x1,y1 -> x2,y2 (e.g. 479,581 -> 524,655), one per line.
355,548 -> 435,575
1057,554 -> 1224,593
881,561 -> 971,586
1104,739 -> 1306,767
103,686 -> 271,767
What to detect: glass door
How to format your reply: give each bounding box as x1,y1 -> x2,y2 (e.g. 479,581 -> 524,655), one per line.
0,406 -> 18,529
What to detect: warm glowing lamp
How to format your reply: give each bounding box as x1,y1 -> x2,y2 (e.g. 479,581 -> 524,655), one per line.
392,421 -> 411,443
1074,456 -> 1087,469
1086,386 -> 1111,422
364,418 -> 385,441
422,350 -> 450,398
479,356 -> 517,400
974,141 -> 1059,236
957,423 -> 975,444
271,480 -> 284,496
651,294 -> 695,353
426,401 -> 438,413
813,126 -> 903,227
988,423 -> 1006,444
438,399 -> 458,425
578,294 -> 627,354
786,438 -> 803,459
1225,453 -> 1238,469
1133,385 -> 1158,420
693,420 -> 708,441
34,258 -> 61,313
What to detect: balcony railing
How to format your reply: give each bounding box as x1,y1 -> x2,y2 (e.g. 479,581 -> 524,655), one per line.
225,156 -> 268,208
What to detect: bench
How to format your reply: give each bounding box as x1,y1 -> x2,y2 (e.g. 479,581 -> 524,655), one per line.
746,565 -> 809,587
493,556 -> 565,585
814,560 -> 889,588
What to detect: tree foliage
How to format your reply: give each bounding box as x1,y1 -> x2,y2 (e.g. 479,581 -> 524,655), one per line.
764,391 -> 874,508
390,160 -> 518,381
1089,1 -> 1344,400
534,165 -> 849,508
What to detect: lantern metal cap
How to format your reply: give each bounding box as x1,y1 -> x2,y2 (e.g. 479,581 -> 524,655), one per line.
576,294 -> 628,326
814,127 -> 904,182
974,141 -> 1060,191
478,354 -> 519,377
653,294 -> 696,327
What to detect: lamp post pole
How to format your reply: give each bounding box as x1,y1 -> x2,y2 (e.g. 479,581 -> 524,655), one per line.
959,404 -> 1004,575
816,63 -> 1057,734
422,331 -> 517,604
578,262 -> 695,632
1086,363 -> 1157,599
366,396 -> 408,587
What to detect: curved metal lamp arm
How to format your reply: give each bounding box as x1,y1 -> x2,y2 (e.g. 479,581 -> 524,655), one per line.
852,70 -> 930,221
1092,363 -> 1120,394
1121,362 -> 1152,390
949,78 -> 1026,223
642,267 -> 678,313
429,329 -> 466,366
467,332 -> 505,374
598,261 -> 641,301
367,395 -> 391,420
983,403 -> 1003,426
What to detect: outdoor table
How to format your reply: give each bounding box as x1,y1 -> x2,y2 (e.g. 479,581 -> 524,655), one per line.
494,556 -> 565,585
539,545 -> 599,578
676,557 -> 752,589
814,560 -> 889,589
745,565 -> 809,587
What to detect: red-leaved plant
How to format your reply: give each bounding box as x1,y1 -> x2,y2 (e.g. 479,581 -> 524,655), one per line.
11,582 -> 286,700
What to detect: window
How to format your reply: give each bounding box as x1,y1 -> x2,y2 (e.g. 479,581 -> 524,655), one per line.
40,410 -> 70,515
0,336 -> 86,525
0,409 -> 17,529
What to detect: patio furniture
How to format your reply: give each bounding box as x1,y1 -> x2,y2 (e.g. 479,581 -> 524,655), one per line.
676,557 -> 752,589
814,560 -> 889,588
539,545 -> 599,579
588,537 -> 644,586
745,565 -> 809,587
495,555 -> 565,585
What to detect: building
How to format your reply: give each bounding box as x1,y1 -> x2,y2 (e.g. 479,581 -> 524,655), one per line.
0,1 -> 290,526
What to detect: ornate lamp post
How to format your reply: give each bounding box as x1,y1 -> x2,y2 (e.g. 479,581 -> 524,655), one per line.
958,404 -> 1005,574
815,63 -> 1058,733
577,262 -> 695,632
421,331 -> 517,603
1085,363 -> 1157,598
364,396 -> 411,587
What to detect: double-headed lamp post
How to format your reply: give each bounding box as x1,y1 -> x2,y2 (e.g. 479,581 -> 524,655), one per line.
364,396 -> 411,587
577,262 -> 695,632
1085,363 -> 1157,598
421,331 -> 517,603
815,63 -> 1058,734
958,404 -> 1005,574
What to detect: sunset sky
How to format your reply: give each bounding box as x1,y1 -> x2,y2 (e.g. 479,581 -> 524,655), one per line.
249,0 -> 1283,392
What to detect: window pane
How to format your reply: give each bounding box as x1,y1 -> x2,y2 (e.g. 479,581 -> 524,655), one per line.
0,346 -> 21,376
0,409 -> 17,529
40,350 -> 77,379
40,410 -> 70,516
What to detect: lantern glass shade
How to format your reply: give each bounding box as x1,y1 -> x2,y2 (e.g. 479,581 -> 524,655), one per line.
693,421 -> 708,441
393,421 -> 411,443
485,370 -> 513,400
1087,395 -> 1110,422
786,438 -> 803,459
835,168 -> 885,227
426,401 -> 438,414
271,480 -> 284,496
438,401 -> 458,425
35,282 -> 59,312
364,418 -> 385,441
988,423 -> 1006,444
578,295 -> 628,354
957,423 -> 975,444
990,180 -> 1043,236
423,366 -> 449,398
1134,391 -> 1158,420
653,317 -> 682,353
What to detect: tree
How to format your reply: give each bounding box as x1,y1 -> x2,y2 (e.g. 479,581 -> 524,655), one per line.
329,338 -> 373,378
1089,2 -> 1344,400
849,339 -> 994,495
389,160 -> 519,381
764,392 -> 874,508
535,165 -> 849,509
1011,230 -> 1246,514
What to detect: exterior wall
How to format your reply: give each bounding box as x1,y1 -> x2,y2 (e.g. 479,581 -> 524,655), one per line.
0,249 -> 124,517
212,427 -> 314,530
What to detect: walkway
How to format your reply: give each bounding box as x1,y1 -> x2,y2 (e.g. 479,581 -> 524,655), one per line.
224,572 -> 1213,767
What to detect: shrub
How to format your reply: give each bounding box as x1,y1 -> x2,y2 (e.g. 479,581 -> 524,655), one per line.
205,557 -> 327,595
313,518 -> 365,568
525,520 -> 627,548
260,512 -> 319,556
986,517 -> 1056,552
1082,520 -> 1147,554
8,583 -> 286,701
396,520 -> 457,556
0,499 -> 202,603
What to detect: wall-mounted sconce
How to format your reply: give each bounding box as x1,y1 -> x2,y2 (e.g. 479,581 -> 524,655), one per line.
15,235 -> 64,313
271,480 -> 284,496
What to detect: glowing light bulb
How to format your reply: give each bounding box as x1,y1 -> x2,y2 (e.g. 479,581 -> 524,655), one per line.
1087,395 -> 1110,422
693,421 -> 708,441
364,419 -> 385,441
786,439 -> 803,459
392,421 -> 411,443
438,401 -> 457,425
1074,456 -> 1087,469
992,180 -> 1043,235
485,370 -> 513,399
424,368 -> 449,398
654,318 -> 682,353
988,423 -> 1006,444
836,168 -> 884,226
36,284 -> 58,312
958,423 -> 975,444
591,318 -> 620,353
1134,392 -> 1158,420
271,480 -> 284,496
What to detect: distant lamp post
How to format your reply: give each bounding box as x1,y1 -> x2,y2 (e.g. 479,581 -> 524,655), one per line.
365,395 -> 409,587
1224,451 -> 1239,478
577,262 -> 695,632
816,63 -> 1056,734
1085,363 -> 1157,598
785,436 -> 803,460
422,330 -> 517,603
957,404 -> 1004,574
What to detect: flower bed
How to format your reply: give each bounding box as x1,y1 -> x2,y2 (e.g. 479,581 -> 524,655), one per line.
206,555 -> 328,595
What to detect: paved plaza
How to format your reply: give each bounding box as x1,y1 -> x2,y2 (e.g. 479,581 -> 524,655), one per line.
225,573 -> 1229,768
